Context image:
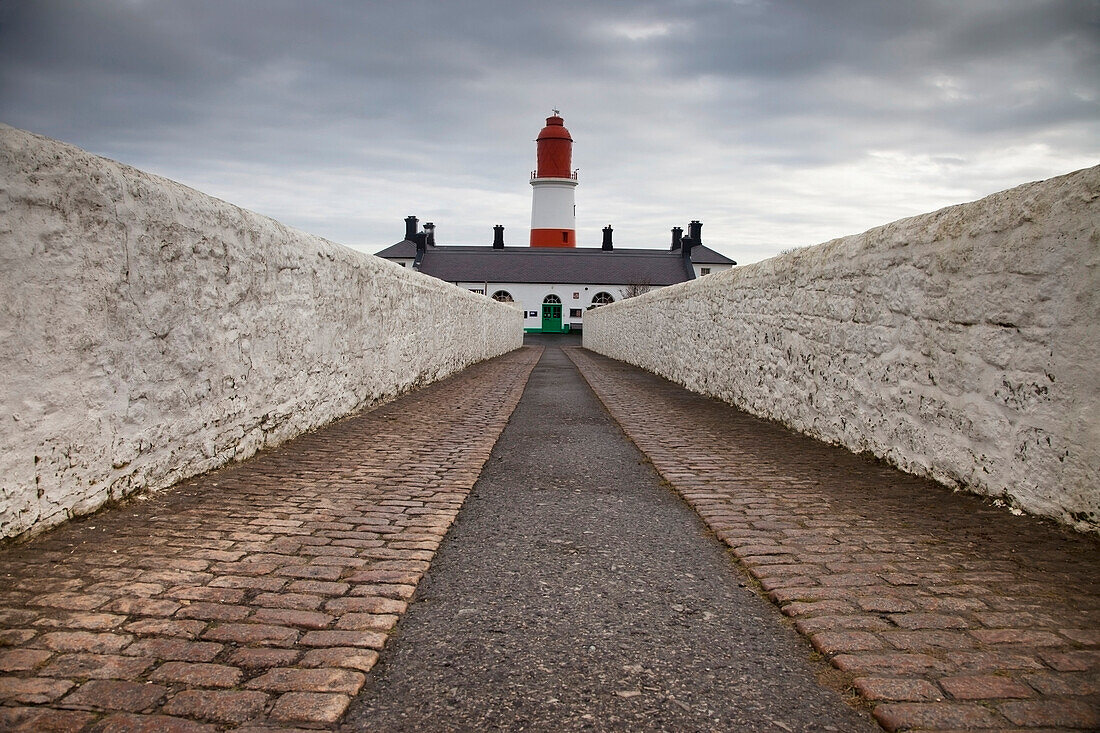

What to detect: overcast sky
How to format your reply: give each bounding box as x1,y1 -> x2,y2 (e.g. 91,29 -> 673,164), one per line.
1,1 -> 1096,263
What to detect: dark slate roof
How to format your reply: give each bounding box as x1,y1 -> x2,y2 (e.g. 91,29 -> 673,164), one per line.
689,245 -> 736,265
374,239 -> 418,257
374,241 -> 736,285
423,246 -> 693,285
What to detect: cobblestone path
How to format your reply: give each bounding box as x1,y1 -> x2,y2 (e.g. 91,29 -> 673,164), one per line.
568,347 -> 1100,732
0,347 -> 540,731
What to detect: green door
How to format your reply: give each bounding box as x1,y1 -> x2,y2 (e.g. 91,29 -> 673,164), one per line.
541,302 -> 563,333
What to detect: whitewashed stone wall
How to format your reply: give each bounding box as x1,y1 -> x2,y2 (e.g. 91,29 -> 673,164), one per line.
0,124 -> 523,540
585,166 -> 1099,533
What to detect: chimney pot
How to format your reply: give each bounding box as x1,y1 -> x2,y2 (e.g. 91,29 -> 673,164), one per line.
405,215 -> 418,241
689,220 -> 702,247
602,225 -> 613,251
492,225 -> 505,249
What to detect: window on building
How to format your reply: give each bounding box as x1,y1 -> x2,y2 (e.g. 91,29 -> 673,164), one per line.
491,290 -> 514,302
562,232 -> 568,243
701,267 -> 711,275
591,291 -> 615,305
569,308 -> 582,318
544,294 -> 562,304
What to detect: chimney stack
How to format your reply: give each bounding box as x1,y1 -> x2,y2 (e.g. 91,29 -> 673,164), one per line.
670,226 -> 683,251
602,225 -> 614,251
689,220 -> 702,247
424,222 -> 436,247
493,225 -> 505,249
405,215 -> 418,241
682,220 -> 701,258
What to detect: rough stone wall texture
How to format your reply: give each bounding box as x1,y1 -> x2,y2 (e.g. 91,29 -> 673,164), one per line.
585,166 -> 1099,533
0,124 -> 523,540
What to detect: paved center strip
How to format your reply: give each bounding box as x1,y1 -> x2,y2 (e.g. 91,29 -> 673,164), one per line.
344,342 -> 877,732
567,346 -> 1100,733
0,346 -> 540,731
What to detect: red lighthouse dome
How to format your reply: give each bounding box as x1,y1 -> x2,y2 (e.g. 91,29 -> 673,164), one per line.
535,115 -> 573,179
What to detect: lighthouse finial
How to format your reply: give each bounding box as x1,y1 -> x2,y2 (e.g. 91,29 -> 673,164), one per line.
552,108 -> 560,116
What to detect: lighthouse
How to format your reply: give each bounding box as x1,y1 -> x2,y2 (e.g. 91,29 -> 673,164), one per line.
529,112 -> 578,247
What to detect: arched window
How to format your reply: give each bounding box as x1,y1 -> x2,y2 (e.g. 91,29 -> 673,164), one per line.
491,290 -> 514,302
592,291 -> 615,305
543,294 -> 562,304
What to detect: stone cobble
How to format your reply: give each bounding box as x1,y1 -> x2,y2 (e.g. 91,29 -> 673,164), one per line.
567,347 -> 1100,732
0,347 -> 540,731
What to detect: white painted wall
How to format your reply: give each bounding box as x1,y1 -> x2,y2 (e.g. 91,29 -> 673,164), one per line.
0,124 -> 523,540
456,282 -> 619,330
585,166 -> 1100,533
692,262 -> 734,278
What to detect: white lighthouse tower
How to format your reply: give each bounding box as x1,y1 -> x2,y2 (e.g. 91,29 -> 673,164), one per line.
529,111 -> 578,247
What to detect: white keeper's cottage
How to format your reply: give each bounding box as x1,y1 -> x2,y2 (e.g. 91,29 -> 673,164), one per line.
375,114 -> 736,333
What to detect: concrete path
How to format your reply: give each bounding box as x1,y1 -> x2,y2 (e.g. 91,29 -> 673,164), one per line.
343,340 -> 875,731
568,346 -> 1100,732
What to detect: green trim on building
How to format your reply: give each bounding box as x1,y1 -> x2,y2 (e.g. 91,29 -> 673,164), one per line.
524,324 -> 573,334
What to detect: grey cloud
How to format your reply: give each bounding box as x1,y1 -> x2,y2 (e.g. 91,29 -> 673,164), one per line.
0,0 -> 1096,261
